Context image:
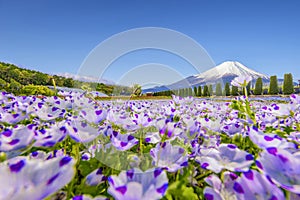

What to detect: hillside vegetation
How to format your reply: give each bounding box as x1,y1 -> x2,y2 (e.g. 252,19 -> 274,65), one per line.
0,62 -> 131,96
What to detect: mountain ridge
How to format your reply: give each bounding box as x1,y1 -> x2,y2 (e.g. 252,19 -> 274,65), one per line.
143,61 -> 270,93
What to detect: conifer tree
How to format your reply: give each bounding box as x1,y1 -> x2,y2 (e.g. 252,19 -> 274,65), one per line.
269,75 -> 279,95
216,83 -> 222,96
254,77 -> 263,95
283,73 -> 294,94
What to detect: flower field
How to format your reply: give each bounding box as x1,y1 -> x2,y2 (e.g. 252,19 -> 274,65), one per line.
1,87 -> 300,199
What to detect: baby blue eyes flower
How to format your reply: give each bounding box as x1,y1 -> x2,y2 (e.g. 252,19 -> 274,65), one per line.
108,168 -> 168,200
0,155 -> 76,200
0,125 -> 35,152
86,168 -> 107,186
204,171 -> 238,200
231,75 -> 252,87
150,141 -> 188,172
196,144 -> 254,173
233,170 -> 285,200
257,148 -> 300,193
110,131 -> 138,151
248,126 -> 296,150
72,195 -> 108,200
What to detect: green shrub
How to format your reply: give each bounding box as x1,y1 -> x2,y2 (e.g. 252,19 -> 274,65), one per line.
254,77 -> 263,95
283,73 -> 294,94
20,85 -> 55,96
269,75 -> 279,95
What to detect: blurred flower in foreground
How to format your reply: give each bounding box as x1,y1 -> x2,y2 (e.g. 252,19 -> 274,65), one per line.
231,75 -> 252,87
0,155 -> 75,200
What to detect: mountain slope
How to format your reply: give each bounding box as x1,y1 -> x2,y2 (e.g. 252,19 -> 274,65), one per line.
143,61 -> 269,93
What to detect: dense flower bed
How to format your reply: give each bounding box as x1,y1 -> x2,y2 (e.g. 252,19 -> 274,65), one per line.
0,88 -> 300,199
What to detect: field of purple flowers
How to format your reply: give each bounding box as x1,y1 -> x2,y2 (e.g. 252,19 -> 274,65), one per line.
1,77 -> 300,199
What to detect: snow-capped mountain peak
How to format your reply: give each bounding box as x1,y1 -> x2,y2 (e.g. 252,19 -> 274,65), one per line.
142,61 -> 270,93
195,61 -> 269,80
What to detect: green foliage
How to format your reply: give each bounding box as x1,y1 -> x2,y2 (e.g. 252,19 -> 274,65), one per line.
254,77 -> 263,95
203,85 -> 209,96
283,73 -> 294,94
188,87 -> 193,96
215,83 -> 222,96
63,78 -> 75,88
0,62 -> 123,97
20,85 -> 55,96
231,85 -> 239,96
184,88 -> 188,97
197,86 -> 202,96
243,83 -> 251,96
8,78 -> 22,94
269,75 -> 279,95
179,89 -> 183,97
193,87 -> 197,97
225,82 -> 230,96
0,78 -> 8,89
131,84 -> 142,97
208,85 -> 213,96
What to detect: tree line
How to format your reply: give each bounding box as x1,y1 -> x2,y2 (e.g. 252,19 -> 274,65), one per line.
153,73 -> 296,97
0,62 -> 132,96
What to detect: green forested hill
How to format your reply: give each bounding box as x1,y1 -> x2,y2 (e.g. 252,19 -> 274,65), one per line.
0,62 -> 131,96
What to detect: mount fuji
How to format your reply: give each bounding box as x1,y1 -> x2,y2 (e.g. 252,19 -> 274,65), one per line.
143,61 -> 270,93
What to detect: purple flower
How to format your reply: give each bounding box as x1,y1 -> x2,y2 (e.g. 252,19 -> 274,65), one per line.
156,120 -> 182,138
267,103 -> 296,117
171,95 -> 193,105
233,170 -> 285,200
0,125 -> 35,152
257,148 -> 300,193
204,171 -> 237,200
72,195 -> 108,200
66,119 -> 101,143
131,113 -> 153,127
248,127 -> 296,150
86,168 -> 106,186
231,75 -> 252,87
33,122 -> 67,147
108,168 -> 168,200
222,119 -> 245,137
198,117 -> 223,132
144,132 -> 161,144
80,108 -> 107,124
150,142 -> 188,172
0,155 -> 75,199
196,144 -> 254,173
290,94 -> 300,105
110,131 -> 138,151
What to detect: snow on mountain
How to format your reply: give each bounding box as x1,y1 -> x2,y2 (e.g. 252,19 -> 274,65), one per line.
143,61 -> 269,93
195,61 -> 269,80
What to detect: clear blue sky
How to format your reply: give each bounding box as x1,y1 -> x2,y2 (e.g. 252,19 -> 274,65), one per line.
1,0 -> 300,84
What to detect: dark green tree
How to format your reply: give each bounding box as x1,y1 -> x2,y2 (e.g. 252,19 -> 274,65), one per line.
254,77 -> 263,95
269,75 -> 279,95
225,82 -> 230,96
184,88 -> 188,97
193,87 -> 197,96
63,78 -> 75,88
208,85 -> 213,96
203,85 -> 209,96
197,86 -> 202,96
188,87 -> 193,96
283,73 -> 294,94
215,83 -> 222,96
